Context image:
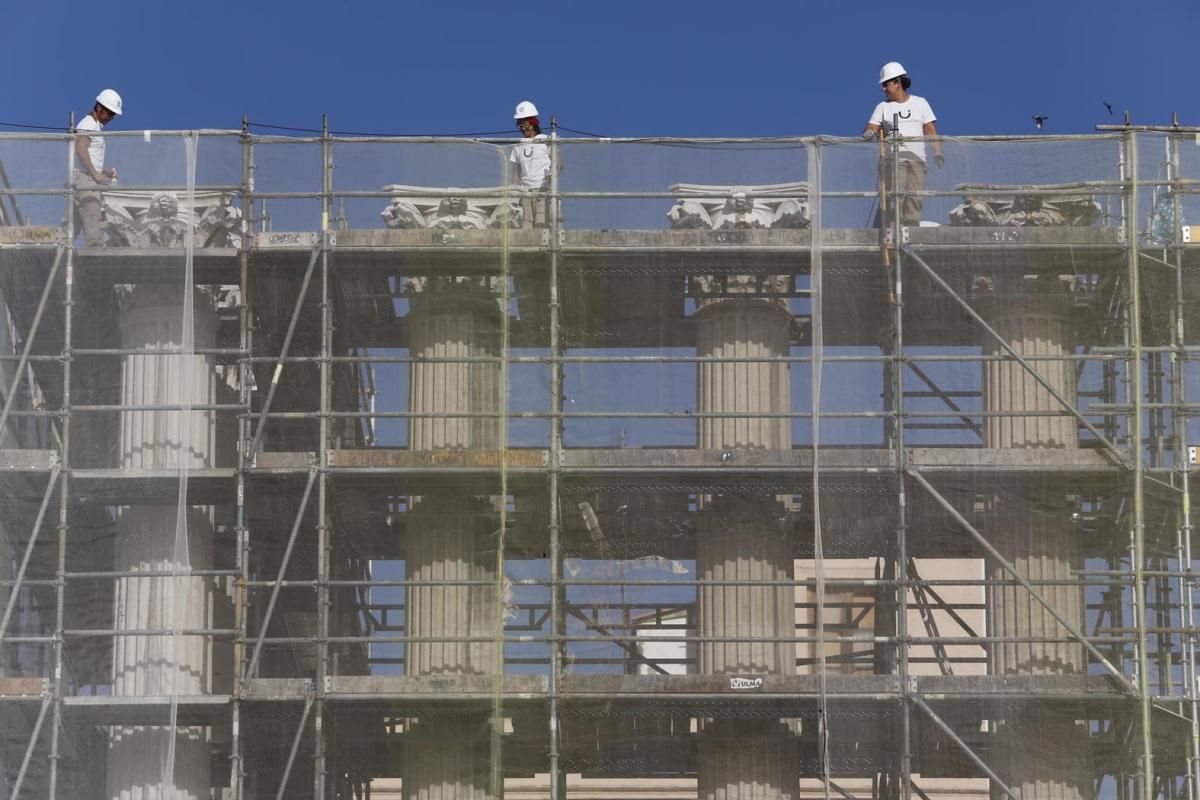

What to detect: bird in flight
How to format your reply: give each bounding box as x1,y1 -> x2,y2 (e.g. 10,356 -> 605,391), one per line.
1103,102 -> 1114,116
1032,115 -> 1049,130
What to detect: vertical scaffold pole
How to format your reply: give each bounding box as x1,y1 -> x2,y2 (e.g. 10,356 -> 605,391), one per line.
47,121 -> 75,800
1165,130 -> 1199,800
315,111 -> 332,800
889,115 -> 913,800
1126,129 -> 1155,800
548,116 -> 564,800
232,113 -> 253,800
810,137 -> 832,800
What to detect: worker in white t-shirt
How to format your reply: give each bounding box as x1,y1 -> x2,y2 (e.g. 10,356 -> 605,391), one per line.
863,63 -> 941,226
509,100 -> 556,227
73,89 -> 123,247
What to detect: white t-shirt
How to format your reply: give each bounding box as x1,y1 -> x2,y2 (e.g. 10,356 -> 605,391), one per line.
867,95 -> 936,161
509,134 -> 551,190
76,114 -> 105,173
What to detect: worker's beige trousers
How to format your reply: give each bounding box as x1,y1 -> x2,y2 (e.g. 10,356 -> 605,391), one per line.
72,171 -> 105,247
878,155 -> 927,226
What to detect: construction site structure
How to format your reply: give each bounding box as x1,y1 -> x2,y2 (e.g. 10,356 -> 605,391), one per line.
0,127 -> 1196,800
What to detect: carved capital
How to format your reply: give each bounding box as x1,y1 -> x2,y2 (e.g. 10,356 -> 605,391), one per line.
380,185 -> 524,230
667,182 -> 810,231
101,190 -> 242,247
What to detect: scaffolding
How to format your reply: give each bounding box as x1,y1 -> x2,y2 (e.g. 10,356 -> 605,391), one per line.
0,124 -> 1197,800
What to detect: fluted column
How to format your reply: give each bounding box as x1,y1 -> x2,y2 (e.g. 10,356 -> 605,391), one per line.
696,299 -> 791,453
405,499 -> 499,677
405,282 -> 502,800
981,278 -> 1089,800
694,293 -> 797,800
402,718 -> 494,800
408,289 -> 501,453
108,284 -> 219,800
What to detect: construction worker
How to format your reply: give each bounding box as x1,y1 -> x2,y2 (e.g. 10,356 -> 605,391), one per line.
863,63 -> 941,227
73,89 -> 123,247
509,100 -> 554,227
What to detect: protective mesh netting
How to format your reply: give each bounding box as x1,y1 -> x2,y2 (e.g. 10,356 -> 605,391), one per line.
0,129 -> 1195,800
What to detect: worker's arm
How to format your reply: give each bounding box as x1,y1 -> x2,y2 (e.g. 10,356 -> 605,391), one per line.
862,123 -> 883,140
73,136 -> 115,184
923,122 -> 941,155
923,121 -> 943,167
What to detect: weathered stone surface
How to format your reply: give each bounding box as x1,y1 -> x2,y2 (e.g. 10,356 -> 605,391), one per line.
667,182 -> 810,230
102,190 -> 241,248
381,185 -> 524,230
949,184 -> 1101,227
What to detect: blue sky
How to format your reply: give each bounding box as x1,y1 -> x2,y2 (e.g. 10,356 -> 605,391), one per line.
8,0 -> 1197,137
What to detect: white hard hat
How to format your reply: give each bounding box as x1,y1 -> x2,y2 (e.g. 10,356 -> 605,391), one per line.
96,89 -> 123,115
879,62 -> 907,85
513,100 -> 539,120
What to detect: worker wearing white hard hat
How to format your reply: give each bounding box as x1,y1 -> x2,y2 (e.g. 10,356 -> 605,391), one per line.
862,63 -> 941,226
509,100 -> 560,227
73,89 -> 124,246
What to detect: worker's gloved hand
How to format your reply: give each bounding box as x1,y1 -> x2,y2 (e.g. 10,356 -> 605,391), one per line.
862,130 -> 877,141
934,154 -> 945,169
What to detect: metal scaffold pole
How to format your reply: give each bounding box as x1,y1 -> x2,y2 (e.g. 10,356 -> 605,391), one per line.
548,117 -> 565,800
46,125 -> 75,800
889,118 -> 913,800
232,113 -> 254,800
315,111 -> 332,800
1164,130 -> 1199,800
1127,130 -> 1156,800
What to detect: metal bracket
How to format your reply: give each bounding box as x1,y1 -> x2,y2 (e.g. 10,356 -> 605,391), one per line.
537,228 -> 564,247
901,226 -> 911,244
1183,225 -> 1193,244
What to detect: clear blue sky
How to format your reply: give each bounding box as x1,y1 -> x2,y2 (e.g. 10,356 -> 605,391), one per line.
8,0 -> 1197,137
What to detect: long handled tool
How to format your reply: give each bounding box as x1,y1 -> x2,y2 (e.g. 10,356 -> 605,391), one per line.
877,125 -> 895,305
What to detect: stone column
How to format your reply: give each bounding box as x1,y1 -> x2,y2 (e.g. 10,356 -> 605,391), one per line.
108,284 -> 219,800
980,277 -> 1089,800
694,289 -> 798,800
403,281 -> 502,800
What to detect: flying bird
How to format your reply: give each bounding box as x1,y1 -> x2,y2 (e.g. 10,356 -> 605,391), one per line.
1032,115 -> 1049,130
1103,102 -> 1113,116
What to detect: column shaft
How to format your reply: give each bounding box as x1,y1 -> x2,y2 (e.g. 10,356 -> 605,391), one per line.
404,286 -> 502,800
695,297 -> 797,800
981,283 -> 1089,800
109,284 -> 219,800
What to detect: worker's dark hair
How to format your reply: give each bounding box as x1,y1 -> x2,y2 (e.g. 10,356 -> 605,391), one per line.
900,75 -> 912,90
